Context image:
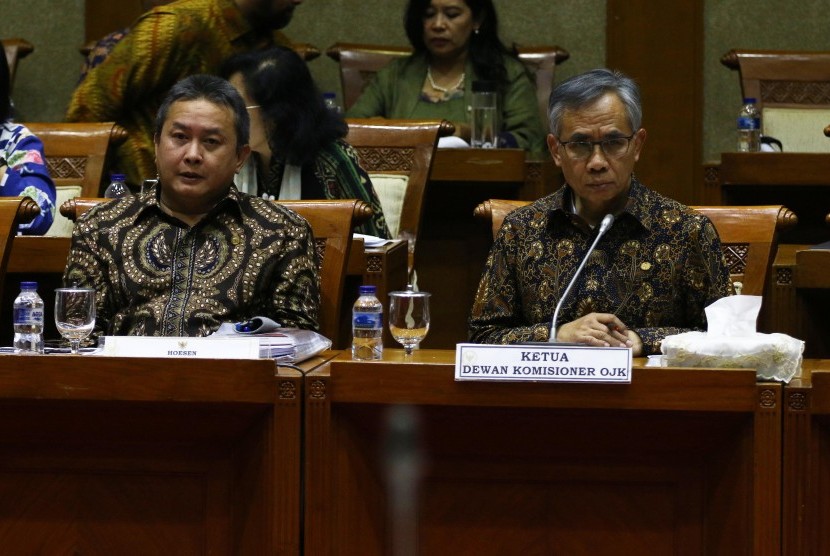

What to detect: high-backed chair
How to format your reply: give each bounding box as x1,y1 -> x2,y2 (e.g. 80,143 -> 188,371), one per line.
691,205 -> 797,296
473,199 -> 796,297
277,199 -> 371,347
60,197 -> 371,348
721,49 -> 830,152
1,38 -> 34,88
327,42 -> 570,119
24,122 -> 127,236
345,118 -> 452,276
0,197 -> 40,301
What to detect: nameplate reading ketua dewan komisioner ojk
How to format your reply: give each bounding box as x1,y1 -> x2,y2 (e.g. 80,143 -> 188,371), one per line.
454,343 -> 632,384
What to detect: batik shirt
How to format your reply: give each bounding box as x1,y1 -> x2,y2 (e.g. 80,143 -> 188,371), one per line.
66,0 -> 292,187
468,178 -> 733,355
260,139 -> 391,238
63,185 -> 320,338
0,122 -> 56,235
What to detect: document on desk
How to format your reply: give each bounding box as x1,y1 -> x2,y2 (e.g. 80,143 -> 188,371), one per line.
455,343 -> 632,384
353,233 -> 391,248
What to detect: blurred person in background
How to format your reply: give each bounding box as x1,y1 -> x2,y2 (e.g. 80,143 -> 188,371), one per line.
222,46 -> 391,238
66,0 -> 303,189
0,54 -> 56,235
347,0 -> 545,152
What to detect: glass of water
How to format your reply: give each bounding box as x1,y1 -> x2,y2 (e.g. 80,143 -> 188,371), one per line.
54,287 -> 96,354
388,285 -> 430,356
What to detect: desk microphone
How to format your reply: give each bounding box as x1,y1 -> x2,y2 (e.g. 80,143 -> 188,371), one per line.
547,213 -> 615,343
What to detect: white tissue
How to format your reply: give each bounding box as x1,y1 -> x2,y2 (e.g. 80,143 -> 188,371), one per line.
661,295 -> 805,383
705,295 -> 761,336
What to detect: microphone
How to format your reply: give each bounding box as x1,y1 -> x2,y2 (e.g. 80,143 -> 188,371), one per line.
547,213 -> 615,343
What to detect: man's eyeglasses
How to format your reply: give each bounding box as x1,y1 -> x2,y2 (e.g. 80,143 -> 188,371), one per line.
557,134 -> 635,160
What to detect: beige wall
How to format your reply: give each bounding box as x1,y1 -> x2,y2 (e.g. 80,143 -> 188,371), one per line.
1,0 -> 827,171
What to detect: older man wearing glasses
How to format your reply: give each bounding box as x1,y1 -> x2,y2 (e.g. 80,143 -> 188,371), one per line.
469,68 -> 732,356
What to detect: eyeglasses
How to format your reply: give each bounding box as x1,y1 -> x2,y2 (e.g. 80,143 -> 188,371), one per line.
557,134 -> 635,160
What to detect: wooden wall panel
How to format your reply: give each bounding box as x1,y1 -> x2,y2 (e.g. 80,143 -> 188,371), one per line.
607,1 -> 704,205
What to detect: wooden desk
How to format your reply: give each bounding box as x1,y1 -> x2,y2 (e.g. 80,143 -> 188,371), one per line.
430,148 -> 556,201
783,361 -> 830,555
419,150 -> 558,348
304,351 -> 781,554
0,351 -> 334,554
715,152 -> 830,244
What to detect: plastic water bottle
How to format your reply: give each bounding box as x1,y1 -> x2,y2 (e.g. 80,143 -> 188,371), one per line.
737,97 -> 761,152
104,173 -> 130,198
13,281 -> 44,354
352,285 -> 383,360
323,92 -> 343,114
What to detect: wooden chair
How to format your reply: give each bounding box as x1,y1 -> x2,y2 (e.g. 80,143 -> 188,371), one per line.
60,197 -> 372,348
0,197 -> 40,301
721,49 -> 830,152
691,205 -> 797,296
25,122 -> 127,198
1,38 -> 34,88
277,199 -> 371,347
345,118 -> 453,276
326,42 -> 570,118
25,122 -> 127,236
473,199 -> 797,296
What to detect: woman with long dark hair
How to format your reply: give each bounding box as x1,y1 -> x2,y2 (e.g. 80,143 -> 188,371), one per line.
221,47 -> 390,238
347,0 -> 545,152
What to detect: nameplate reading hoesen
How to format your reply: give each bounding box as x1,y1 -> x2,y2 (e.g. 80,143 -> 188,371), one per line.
101,336 -> 261,359
454,343 -> 632,383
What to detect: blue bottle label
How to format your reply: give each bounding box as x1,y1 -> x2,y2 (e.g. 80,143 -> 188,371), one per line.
353,312 -> 382,329
737,116 -> 760,130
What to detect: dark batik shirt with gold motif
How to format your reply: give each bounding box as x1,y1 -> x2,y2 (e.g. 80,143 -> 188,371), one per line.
469,178 -> 733,355
63,185 -> 320,338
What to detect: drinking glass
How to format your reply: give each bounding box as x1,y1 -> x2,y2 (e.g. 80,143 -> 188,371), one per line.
388,286 -> 430,356
54,288 -> 96,354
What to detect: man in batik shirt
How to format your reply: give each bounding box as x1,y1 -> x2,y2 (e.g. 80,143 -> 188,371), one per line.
63,74 -> 319,337
66,0 -> 303,188
469,69 -> 732,356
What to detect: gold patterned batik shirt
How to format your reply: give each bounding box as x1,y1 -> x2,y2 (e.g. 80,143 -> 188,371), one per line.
63,185 -> 320,338
65,0 -> 292,186
468,178 -> 733,355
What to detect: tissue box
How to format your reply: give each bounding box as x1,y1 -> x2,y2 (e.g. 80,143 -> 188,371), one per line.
661,331 -> 804,383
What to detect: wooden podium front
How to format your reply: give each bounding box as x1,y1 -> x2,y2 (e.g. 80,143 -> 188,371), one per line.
304,351 -> 782,555
783,362 -> 830,555
0,353 -> 330,555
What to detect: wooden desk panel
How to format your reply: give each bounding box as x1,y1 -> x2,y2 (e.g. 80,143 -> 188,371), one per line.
305,351 -> 781,555
770,244 -> 830,359
783,362 -> 830,555
0,352 -> 333,555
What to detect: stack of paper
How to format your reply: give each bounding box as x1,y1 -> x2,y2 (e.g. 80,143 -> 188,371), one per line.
212,324 -> 331,363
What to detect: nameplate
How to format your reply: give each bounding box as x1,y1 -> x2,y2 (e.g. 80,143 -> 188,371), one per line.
101,336 -> 261,359
455,343 -> 632,383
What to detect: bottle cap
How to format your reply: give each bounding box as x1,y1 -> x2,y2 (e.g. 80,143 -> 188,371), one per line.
20,281 -> 37,289
359,285 -> 377,295
743,97 -> 757,104
323,92 -> 336,99
110,173 -> 126,181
